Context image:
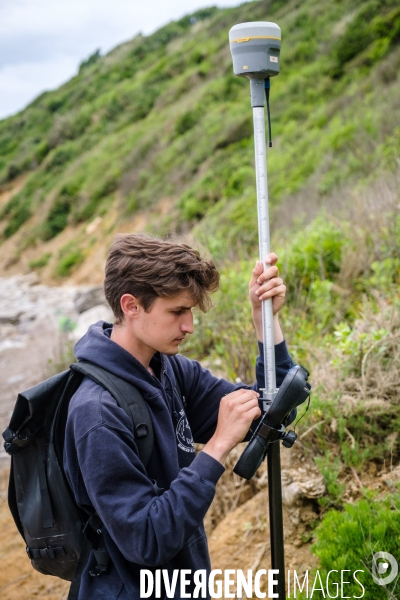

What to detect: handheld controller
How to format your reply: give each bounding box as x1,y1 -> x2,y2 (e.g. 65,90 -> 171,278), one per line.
233,365 -> 311,480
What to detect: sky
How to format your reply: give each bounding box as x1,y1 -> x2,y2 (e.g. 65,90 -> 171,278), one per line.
0,0 -> 247,121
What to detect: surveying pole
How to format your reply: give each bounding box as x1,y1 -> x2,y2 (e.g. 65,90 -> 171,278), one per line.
229,22 -> 285,597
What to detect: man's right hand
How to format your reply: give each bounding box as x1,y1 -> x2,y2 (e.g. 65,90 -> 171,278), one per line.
202,389 -> 261,464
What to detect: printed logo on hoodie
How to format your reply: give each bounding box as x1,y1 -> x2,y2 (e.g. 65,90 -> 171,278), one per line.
176,409 -> 195,453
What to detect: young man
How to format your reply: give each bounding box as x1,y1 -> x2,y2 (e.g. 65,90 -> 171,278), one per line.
63,233 -> 293,599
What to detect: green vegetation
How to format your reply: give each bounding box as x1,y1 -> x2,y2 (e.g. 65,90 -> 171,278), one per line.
1,0 -> 400,262
314,454 -> 345,508
54,243 -> 85,277
311,491 -> 400,599
28,252 -> 52,270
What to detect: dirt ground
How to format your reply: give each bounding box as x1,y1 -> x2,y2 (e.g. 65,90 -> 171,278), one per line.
208,487 -> 318,586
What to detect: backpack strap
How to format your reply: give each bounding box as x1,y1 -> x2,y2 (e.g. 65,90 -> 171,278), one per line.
66,363 -> 154,598
69,362 -> 154,468
67,535 -> 92,600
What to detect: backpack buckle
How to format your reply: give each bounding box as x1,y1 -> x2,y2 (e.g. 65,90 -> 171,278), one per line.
135,423 -> 148,438
89,548 -> 110,576
3,428 -> 30,455
89,564 -> 109,577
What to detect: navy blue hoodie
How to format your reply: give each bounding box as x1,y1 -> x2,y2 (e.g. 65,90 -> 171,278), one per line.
63,321 -> 293,599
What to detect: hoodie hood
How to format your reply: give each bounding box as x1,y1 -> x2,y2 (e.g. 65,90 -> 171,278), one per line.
74,320 -> 165,400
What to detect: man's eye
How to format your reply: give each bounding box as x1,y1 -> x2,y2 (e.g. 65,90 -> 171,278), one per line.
173,310 -> 183,315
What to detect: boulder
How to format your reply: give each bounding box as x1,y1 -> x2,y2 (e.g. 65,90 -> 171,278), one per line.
73,286 -> 107,313
71,305 -> 114,342
0,310 -> 23,325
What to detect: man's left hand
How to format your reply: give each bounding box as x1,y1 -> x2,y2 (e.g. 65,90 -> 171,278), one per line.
249,253 -> 286,315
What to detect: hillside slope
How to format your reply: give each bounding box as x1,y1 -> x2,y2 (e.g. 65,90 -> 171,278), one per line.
0,0 -> 400,283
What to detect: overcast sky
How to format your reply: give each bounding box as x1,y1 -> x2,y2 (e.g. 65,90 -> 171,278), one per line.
0,0 -> 247,120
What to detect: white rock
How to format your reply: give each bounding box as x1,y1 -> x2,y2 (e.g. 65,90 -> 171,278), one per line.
282,482 -> 302,507
71,305 -> 114,342
73,286 -> 107,313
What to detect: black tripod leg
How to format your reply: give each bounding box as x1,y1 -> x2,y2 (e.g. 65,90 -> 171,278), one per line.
268,442 -> 286,598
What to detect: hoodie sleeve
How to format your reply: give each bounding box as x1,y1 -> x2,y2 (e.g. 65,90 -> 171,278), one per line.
64,382 -> 225,567
172,339 -> 294,444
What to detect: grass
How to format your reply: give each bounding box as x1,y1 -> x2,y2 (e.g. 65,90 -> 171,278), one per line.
28,252 -> 52,270
54,243 -> 85,277
309,490 -> 400,600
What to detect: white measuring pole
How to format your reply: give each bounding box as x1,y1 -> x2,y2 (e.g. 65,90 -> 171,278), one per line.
253,105 -> 277,403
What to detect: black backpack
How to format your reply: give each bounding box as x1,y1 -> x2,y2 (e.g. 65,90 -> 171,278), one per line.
2,361 -> 155,599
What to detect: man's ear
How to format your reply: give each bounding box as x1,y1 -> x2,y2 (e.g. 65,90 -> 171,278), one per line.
120,294 -> 141,319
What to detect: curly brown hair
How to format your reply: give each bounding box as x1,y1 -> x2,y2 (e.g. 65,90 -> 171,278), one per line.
104,233 -> 220,323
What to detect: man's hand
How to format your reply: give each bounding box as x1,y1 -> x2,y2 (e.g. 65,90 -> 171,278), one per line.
249,253 -> 286,344
202,389 -> 261,464
249,252 -> 286,315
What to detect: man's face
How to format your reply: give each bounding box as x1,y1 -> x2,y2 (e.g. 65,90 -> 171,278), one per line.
135,292 -> 196,356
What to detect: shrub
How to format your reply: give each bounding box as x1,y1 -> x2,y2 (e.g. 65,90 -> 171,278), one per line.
312,491 -> 400,600
314,453 -> 345,508
6,163 -> 21,182
42,196 -> 71,240
175,108 -> 202,136
55,245 -> 84,277
129,85 -> 160,123
35,139 -> 50,163
48,108 -> 91,148
0,134 -> 18,157
2,194 -> 32,238
331,2 -> 400,75
3,204 -> 31,238
44,143 -> 79,172
91,174 -> 119,201
28,252 -> 52,269
178,171 -> 222,221
281,217 -> 345,299
41,183 -> 81,240
215,115 -> 252,150
72,196 -> 97,223
367,257 -> 400,290
45,94 -> 67,113
71,171 -> 118,223
79,49 -> 101,73
224,166 -> 254,199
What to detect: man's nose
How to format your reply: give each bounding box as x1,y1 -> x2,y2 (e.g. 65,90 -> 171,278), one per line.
181,313 -> 194,334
